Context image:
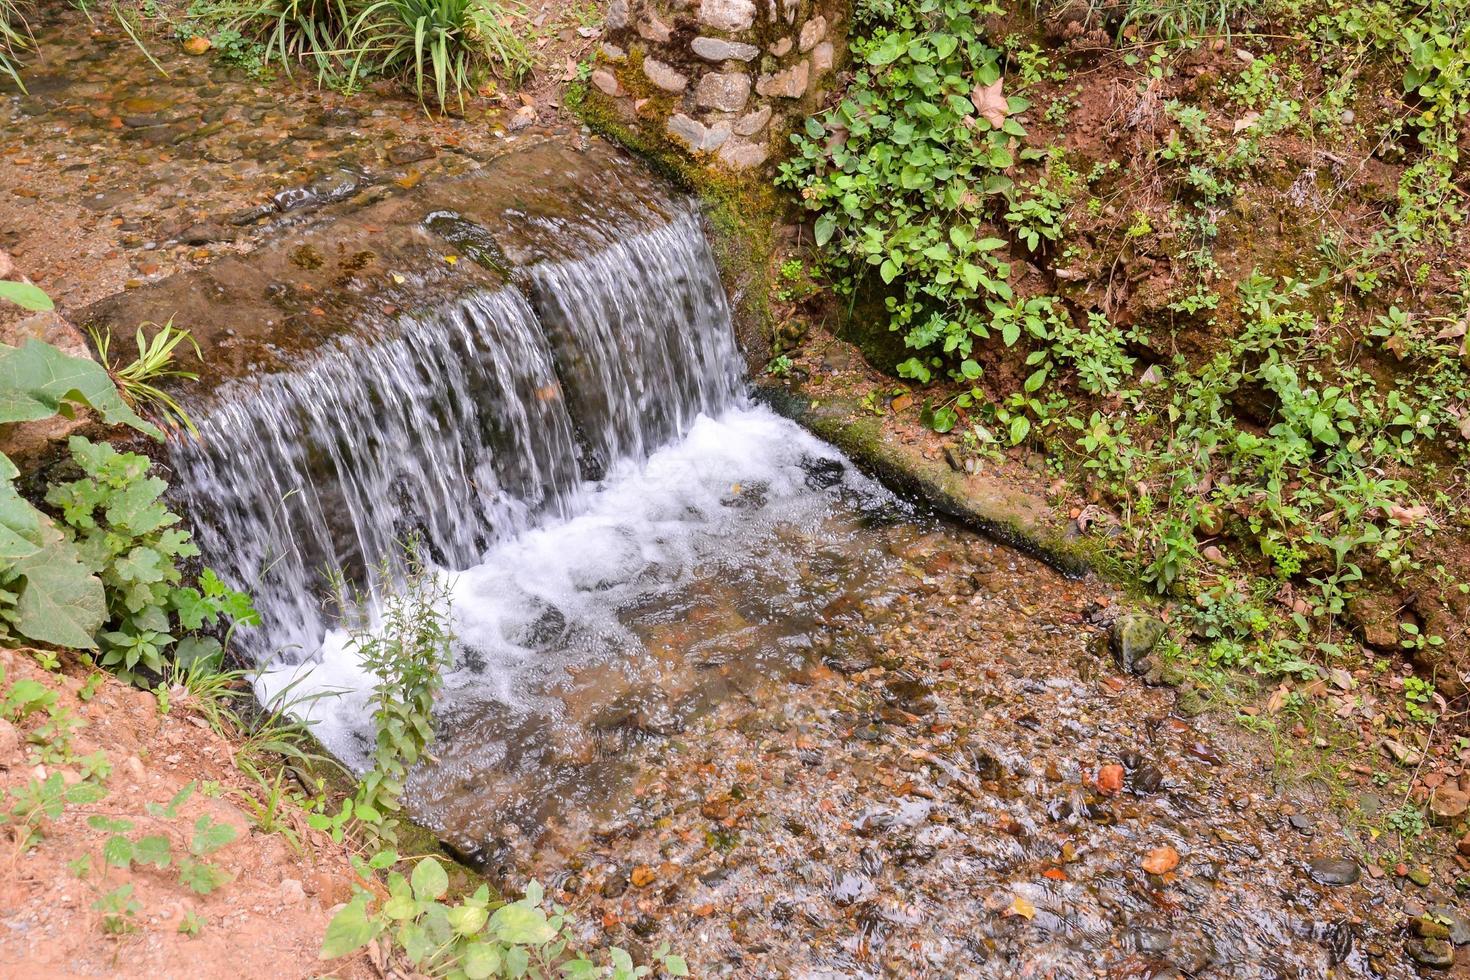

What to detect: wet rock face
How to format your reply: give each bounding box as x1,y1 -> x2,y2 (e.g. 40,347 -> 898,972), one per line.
77,138 -> 680,402
0,9 -> 565,321
1307,856 -> 1361,885
1110,612 -> 1166,673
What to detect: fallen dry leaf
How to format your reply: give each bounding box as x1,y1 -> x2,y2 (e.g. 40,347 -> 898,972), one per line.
1142,845 -> 1180,875
970,79 -> 1009,130
1232,112 -> 1260,133
1434,316 -> 1464,340
1385,502 -> 1429,524
1005,895 -> 1036,919
1097,764 -> 1124,796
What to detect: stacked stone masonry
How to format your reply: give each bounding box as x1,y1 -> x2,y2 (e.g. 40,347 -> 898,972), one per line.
591,0 -> 845,171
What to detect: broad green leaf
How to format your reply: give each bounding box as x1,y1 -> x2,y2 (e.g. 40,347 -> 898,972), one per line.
178,858 -> 231,895
664,954 -> 690,976
134,835 -> 172,868
12,542 -> 105,650
0,339 -> 160,437
488,902 -> 555,945
87,815 -> 135,833
190,815 -> 238,856
462,942 -> 500,978
382,894 -> 418,920
174,635 -> 223,672
103,835 -> 134,868
320,897 -> 377,959
0,280 -> 53,312
814,213 -> 836,247
410,856 -> 449,900
447,903 -> 488,936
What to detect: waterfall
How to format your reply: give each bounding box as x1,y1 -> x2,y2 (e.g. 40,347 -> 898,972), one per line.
171,206 -> 745,660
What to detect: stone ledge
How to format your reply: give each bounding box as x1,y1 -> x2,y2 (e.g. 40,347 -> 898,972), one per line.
754,383 -> 1096,578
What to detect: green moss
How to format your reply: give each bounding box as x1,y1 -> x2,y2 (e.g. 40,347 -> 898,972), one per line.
756,384 -> 1105,577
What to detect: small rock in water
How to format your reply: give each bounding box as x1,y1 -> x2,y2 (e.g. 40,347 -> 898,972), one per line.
1306,856 -> 1360,885
387,141 -> 436,165
1429,907 -> 1470,945
1408,938 -> 1456,969
1288,813 -> 1317,834
1142,845 -> 1180,875
830,870 -> 875,906
1109,612 -> 1165,673
319,106 -> 360,127
799,455 -> 845,489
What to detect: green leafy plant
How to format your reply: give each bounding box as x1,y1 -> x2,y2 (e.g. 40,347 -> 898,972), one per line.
198,0 -> 355,78
322,862 -> 689,978
41,437 -> 258,683
0,277 -> 51,311
340,549 -> 452,840
778,0 -> 1027,364
1,285 -> 255,688
348,0 -> 531,110
88,319 -> 202,436
93,883 -> 142,935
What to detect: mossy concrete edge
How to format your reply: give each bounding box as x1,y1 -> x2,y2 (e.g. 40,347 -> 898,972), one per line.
754,383 -> 1102,579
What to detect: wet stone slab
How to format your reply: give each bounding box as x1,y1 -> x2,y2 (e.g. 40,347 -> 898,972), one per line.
74,137 -> 682,403
0,8 -> 564,324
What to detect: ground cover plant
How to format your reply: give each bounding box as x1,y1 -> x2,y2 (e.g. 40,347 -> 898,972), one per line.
776,0 -> 1470,872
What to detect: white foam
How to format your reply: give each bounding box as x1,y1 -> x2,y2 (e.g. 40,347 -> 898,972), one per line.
254,404 -> 890,770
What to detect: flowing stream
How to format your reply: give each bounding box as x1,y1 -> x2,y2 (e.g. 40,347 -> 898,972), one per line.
159,176 -> 1428,978
172,202 -> 912,847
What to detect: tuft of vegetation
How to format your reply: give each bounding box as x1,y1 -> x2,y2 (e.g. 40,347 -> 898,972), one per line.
1,283 -> 255,685
349,0 -> 531,110
0,0 -> 33,90
89,318 -> 203,436
183,0 -> 531,108
777,0 -> 1470,714
203,0 -> 355,78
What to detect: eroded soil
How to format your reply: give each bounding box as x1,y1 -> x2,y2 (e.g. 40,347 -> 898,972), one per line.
0,646 -> 364,979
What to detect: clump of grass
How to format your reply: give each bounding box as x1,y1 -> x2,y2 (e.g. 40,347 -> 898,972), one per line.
0,0 -> 34,90
348,0 -> 531,111
1048,0 -> 1261,42
198,0 -> 355,79
89,318 -> 203,437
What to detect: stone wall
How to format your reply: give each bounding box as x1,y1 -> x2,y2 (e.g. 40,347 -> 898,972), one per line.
584,0 -> 847,172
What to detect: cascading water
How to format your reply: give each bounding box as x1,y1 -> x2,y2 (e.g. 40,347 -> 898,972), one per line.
173,208 -> 742,658
173,288 -> 583,659
528,211 -> 744,475
175,197 -> 912,858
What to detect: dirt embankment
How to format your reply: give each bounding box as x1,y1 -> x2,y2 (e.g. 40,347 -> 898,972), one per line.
0,646 -> 362,979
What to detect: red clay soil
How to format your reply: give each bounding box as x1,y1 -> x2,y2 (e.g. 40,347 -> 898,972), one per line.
0,645 -> 363,979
